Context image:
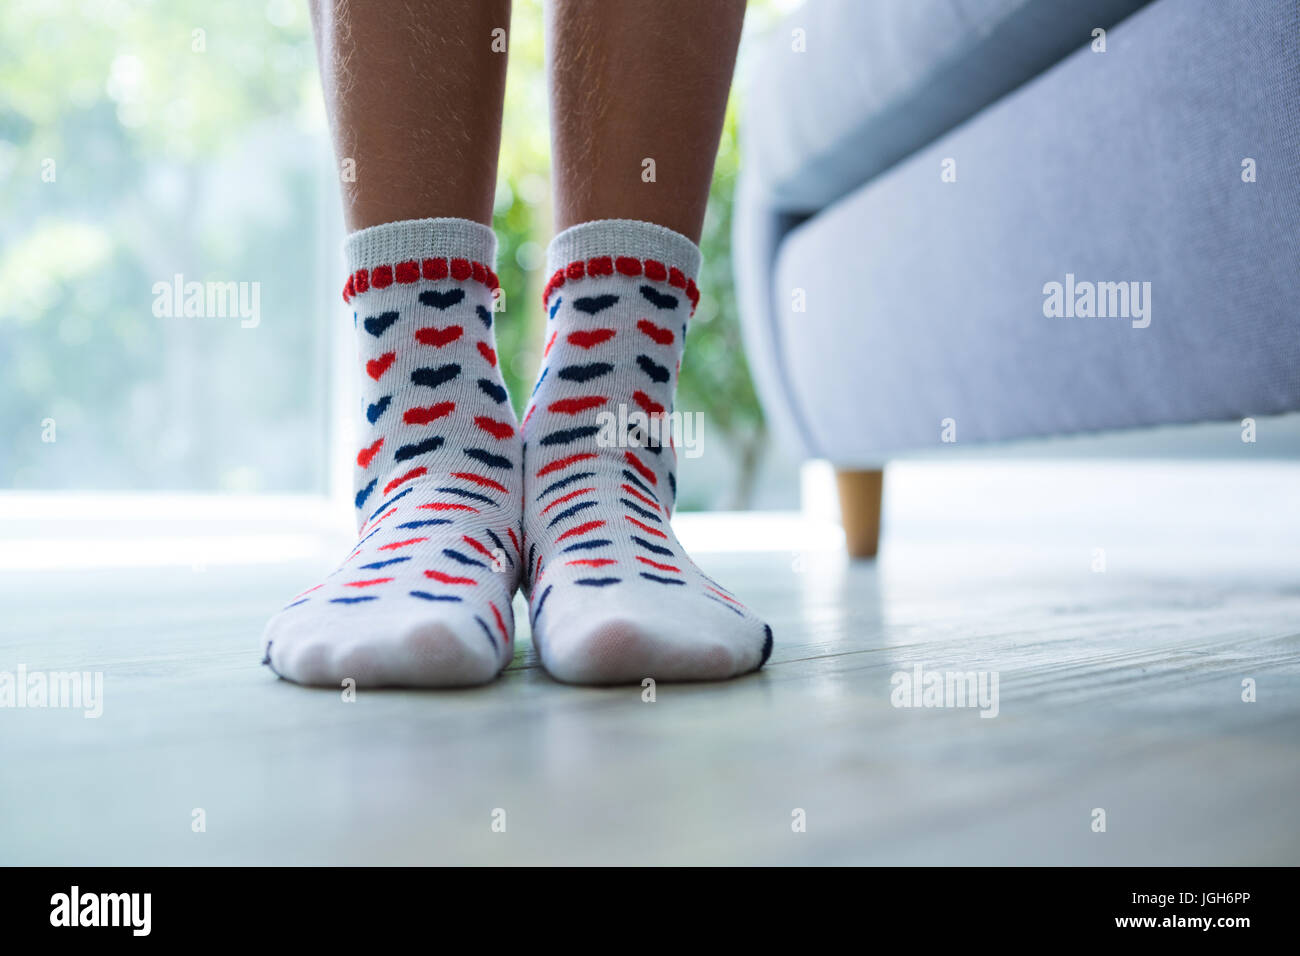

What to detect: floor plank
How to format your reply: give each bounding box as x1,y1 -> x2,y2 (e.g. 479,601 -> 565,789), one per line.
1,462 -> 1297,864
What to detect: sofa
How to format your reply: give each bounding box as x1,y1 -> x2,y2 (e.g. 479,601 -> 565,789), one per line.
733,0 -> 1300,555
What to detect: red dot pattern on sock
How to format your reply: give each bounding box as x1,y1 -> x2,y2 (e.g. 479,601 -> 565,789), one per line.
542,257 -> 699,315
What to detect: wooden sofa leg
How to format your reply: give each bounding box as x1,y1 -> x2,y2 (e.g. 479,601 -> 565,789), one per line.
835,469 -> 883,559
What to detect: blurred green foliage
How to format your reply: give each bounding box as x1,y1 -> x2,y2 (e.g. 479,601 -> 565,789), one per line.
687,100 -> 767,509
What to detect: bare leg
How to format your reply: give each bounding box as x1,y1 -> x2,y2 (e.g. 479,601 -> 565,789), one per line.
310,0 -> 511,230
547,0 -> 746,242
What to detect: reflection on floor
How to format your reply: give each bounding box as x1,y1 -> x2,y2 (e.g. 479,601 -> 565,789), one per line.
1,462 -> 1297,864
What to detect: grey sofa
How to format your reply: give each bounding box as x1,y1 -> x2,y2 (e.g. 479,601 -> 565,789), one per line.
734,0 -> 1300,553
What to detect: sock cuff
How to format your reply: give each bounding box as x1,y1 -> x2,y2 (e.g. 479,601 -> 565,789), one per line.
543,219 -> 702,313
342,217 -> 498,303
346,217 -> 497,270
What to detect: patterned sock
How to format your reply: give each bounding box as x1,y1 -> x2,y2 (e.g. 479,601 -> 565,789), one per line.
262,218 -> 521,688
521,219 -> 773,684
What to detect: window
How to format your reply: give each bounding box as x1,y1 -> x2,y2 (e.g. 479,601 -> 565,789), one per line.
1,0 -> 794,519
2,1 -> 333,493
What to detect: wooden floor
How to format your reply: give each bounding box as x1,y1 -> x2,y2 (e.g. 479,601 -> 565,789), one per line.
2,462 -> 1298,865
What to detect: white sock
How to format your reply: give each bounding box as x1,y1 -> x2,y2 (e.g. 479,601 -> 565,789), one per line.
521,219 -> 773,684
262,217 -> 521,687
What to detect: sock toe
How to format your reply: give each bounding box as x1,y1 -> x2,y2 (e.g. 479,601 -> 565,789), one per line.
534,592 -> 765,685
399,616 -> 503,687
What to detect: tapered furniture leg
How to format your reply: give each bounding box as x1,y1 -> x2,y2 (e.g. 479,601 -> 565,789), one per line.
835,468 -> 883,559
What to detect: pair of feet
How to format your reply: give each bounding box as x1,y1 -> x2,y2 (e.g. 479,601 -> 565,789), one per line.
261,217 -> 772,688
